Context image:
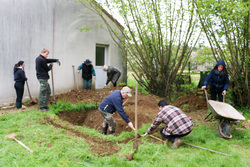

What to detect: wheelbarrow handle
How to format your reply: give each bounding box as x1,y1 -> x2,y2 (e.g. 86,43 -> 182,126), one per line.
203,89 -> 209,107
204,89 -> 225,103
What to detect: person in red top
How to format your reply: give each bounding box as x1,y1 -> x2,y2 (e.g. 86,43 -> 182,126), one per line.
142,100 -> 193,149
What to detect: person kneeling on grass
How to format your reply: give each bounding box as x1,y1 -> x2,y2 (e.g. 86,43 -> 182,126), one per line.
142,100 -> 193,149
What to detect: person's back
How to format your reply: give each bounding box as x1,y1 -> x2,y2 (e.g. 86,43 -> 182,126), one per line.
98,87 -> 134,135
159,105 -> 193,135
104,66 -> 121,87
142,100 -> 193,149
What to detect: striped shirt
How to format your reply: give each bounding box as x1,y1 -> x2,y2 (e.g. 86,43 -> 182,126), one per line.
147,105 -> 193,136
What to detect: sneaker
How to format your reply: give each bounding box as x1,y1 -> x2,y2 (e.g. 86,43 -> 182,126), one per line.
171,138 -> 184,149
39,108 -> 49,112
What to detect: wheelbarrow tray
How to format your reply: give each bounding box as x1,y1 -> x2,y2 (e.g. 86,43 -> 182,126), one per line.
208,100 -> 245,121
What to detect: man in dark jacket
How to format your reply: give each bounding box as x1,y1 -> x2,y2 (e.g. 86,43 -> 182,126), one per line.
202,60 -> 229,102
103,65 -> 121,88
35,48 -> 60,112
99,86 -> 134,135
77,59 -> 96,89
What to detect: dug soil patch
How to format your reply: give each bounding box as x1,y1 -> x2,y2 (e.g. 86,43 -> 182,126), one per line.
57,109 -> 154,134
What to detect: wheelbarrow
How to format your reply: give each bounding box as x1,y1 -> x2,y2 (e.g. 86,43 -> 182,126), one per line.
203,89 -> 245,139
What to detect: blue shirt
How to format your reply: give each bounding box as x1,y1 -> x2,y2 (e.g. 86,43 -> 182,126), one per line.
99,90 -> 130,123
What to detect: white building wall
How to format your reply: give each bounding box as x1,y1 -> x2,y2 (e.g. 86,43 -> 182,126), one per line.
0,0 -> 125,104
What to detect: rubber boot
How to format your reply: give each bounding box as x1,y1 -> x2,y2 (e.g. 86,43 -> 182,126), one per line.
101,126 -> 108,135
171,138 -> 184,149
16,102 -> 21,109
108,130 -> 115,135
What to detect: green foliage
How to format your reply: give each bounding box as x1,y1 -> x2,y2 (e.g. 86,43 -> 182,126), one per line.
49,100 -> 99,114
194,0 -> 250,106
81,0 -> 201,98
191,47 -> 214,71
76,26 -> 92,32
127,72 -> 149,95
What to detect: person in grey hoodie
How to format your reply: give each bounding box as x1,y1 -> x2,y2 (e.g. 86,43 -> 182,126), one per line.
103,65 -> 121,88
202,60 -> 229,102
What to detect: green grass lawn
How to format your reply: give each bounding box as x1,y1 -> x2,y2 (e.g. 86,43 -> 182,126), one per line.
0,102 -> 249,167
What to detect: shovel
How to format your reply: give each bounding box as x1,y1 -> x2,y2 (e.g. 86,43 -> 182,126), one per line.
72,65 -> 77,89
5,133 -> 33,153
26,80 -> 37,104
51,67 -> 56,104
133,81 -> 138,150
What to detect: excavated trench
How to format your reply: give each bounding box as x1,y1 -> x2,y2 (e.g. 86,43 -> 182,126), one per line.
56,109 -> 153,134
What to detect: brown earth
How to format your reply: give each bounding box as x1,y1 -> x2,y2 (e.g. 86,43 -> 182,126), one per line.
1,86 -> 209,158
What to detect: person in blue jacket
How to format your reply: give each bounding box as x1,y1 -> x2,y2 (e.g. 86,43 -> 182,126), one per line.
99,86 -> 134,135
77,59 -> 96,89
14,61 -> 27,109
202,60 -> 229,102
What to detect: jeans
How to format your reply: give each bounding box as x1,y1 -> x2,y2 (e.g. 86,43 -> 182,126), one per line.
38,79 -> 51,109
83,79 -> 92,89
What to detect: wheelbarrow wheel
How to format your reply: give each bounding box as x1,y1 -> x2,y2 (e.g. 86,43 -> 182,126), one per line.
218,121 -> 231,139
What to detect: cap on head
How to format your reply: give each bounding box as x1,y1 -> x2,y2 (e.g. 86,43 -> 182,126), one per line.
121,86 -> 132,97
84,59 -> 92,65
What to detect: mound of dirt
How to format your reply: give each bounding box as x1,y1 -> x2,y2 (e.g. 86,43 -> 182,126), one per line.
173,92 -> 207,112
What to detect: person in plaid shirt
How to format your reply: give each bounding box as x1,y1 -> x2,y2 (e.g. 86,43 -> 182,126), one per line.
142,100 -> 193,149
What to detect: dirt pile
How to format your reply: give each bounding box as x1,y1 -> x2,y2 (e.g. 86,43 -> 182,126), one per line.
173,92 -> 207,112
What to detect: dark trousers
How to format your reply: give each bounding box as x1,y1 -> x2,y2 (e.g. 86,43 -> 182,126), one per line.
160,128 -> 191,142
210,88 -> 223,102
14,82 -> 25,108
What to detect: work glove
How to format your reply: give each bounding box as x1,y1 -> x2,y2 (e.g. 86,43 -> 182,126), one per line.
56,59 -> 61,66
128,122 -> 134,130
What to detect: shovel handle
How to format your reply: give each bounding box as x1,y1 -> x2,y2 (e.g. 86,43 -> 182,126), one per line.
13,138 -> 33,153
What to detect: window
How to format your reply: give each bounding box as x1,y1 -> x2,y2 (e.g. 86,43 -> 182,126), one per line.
96,46 -> 105,66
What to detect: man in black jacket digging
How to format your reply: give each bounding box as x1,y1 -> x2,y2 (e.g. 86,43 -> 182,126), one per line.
35,48 -> 60,112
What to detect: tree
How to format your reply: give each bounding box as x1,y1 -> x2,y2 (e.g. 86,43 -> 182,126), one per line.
191,46 -> 214,71
194,0 -> 250,106
78,0 -> 201,98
